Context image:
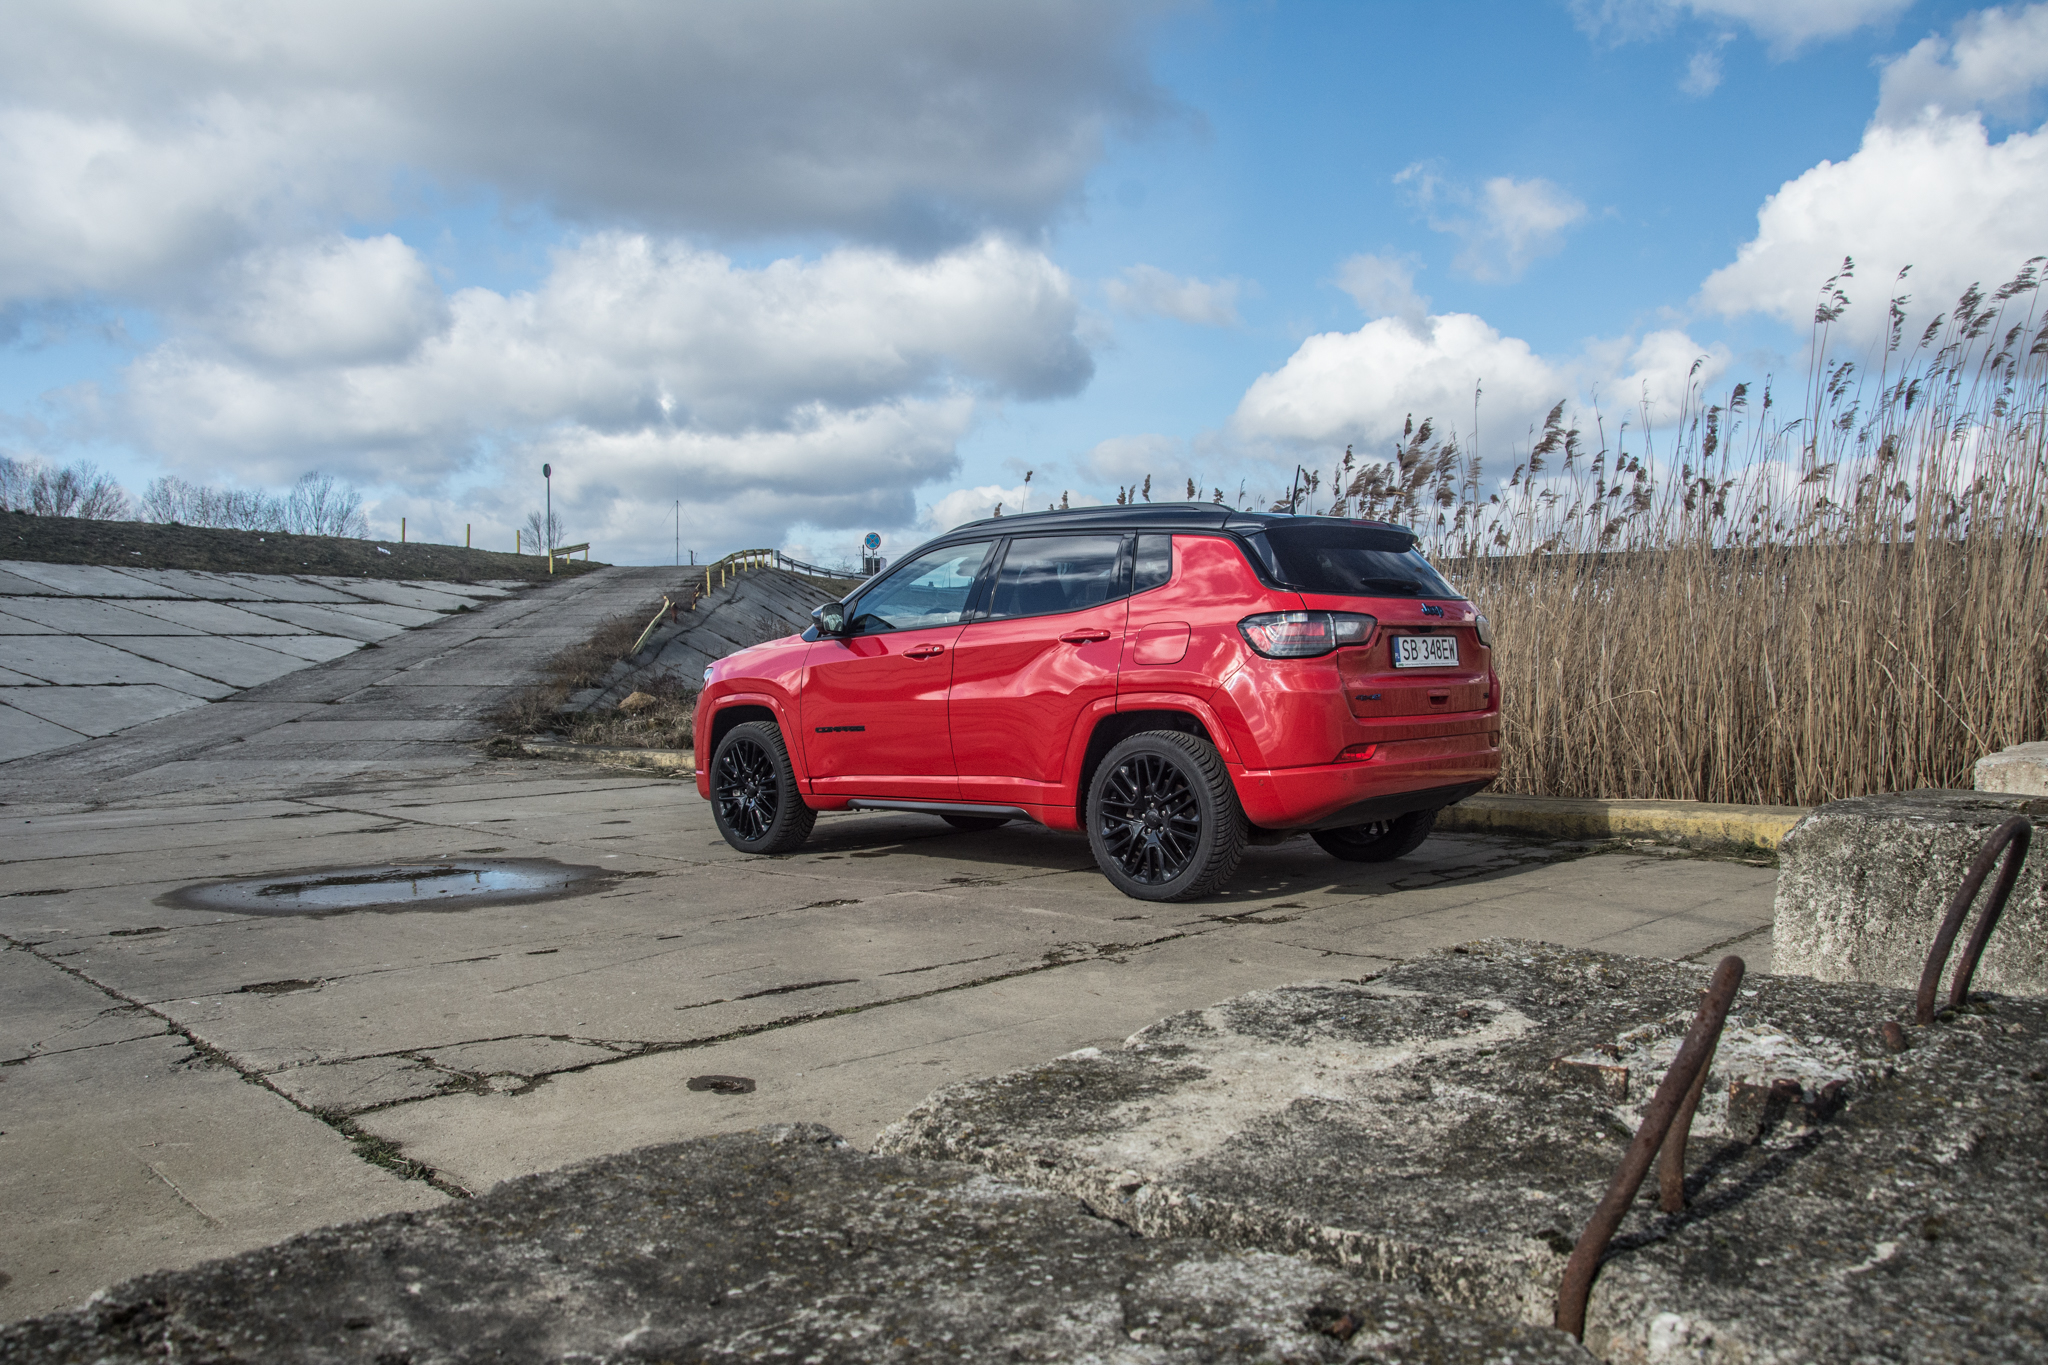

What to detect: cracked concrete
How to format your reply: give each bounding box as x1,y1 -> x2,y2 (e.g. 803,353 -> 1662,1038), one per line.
0,570 -> 1780,1326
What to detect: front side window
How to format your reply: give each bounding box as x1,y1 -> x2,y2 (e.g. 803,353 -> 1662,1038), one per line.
847,541 -> 992,633
986,535 -> 1128,620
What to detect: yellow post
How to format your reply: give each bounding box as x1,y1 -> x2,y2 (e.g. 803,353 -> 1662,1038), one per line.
401,516 -> 406,544
465,524 -> 471,548
517,530 -> 521,554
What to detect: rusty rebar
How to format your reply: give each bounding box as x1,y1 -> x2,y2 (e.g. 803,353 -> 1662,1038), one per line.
1914,817 -> 2032,1026
1556,954 -> 1745,1341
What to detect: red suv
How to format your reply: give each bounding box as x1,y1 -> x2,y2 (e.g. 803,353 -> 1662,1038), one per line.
695,506 -> 1499,901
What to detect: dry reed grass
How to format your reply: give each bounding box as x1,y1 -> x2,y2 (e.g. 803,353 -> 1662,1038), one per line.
1328,260 -> 2048,806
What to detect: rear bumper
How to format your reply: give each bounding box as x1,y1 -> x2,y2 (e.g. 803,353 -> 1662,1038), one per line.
1232,730 -> 1500,831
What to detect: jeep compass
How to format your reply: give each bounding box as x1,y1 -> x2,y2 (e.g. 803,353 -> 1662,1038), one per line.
694,506 -> 1499,901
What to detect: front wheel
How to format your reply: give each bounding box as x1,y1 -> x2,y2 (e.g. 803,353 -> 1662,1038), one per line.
1086,730 -> 1245,901
1310,807 -> 1436,863
710,721 -> 817,854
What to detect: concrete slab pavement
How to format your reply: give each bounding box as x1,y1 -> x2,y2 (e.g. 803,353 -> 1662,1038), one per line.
0,561 -> 541,765
0,559 -> 1784,1329
1,753 -> 1777,1321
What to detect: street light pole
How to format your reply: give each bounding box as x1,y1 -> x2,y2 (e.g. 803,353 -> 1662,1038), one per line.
542,462 -> 553,574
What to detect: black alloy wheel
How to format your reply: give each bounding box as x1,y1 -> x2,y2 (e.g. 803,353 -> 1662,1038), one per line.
710,721 -> 817,854
940,814 -> 1012,832
1310,807 -> 1436,863
1086,730 -> 1245,902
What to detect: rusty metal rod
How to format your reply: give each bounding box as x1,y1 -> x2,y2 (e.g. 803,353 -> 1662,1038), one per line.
1656,1030 -> 1720,1214
1556,954 -> 1745,1341
1914,816 -> 2032,1026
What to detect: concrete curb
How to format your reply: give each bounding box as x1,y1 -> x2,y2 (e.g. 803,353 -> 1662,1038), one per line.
509,736 -> 694,773
1436,792 -> 1806,852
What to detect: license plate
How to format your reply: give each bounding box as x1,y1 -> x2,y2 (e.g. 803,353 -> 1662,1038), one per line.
1392,635 -> 1459,668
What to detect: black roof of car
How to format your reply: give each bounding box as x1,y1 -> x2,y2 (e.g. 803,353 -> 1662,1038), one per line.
940,503 -> 1417,542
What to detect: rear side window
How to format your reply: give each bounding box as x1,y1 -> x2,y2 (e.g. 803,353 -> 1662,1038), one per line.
986,535 -> 1127,619
1132,534 -> 1173,593
1248,524 -> 1463,599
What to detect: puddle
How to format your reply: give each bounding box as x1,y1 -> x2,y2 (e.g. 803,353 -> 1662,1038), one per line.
160,859 -> 610,916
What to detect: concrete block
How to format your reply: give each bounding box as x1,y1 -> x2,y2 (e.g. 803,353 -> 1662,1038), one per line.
190,573 -> 364,603
108,636 -> 313,690
0,703 -> 86,761
1436,793 -> 1805,852
322,578 -> 476,612
112,598 -> 319,634
0,608 -> 58,633
1773,789 -> 2048,993
0,562 -> 166,596
1976,740 -> 2048,795
2,684 -> 211,737
233,633 -> 362,662
0,1126 -> 1591,1363
224,602 -> 407,641
0,597 -> 203,635
0,637 -> 235,694
879,940 -> 2048,1364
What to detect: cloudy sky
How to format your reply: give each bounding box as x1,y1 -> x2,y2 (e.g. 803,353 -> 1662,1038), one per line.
2,0 -> 2042,564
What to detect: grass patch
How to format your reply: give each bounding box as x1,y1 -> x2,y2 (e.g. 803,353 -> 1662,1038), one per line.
0,509 -> 605,582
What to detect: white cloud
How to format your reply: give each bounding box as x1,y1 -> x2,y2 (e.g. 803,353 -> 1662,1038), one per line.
1085,432 -> 1184,481
1697,115 -> 2048,338
1335,254 -> 1430,328
121,232 -> 1092,557
1680,39 -> 1731,96
0,0 -> 1171,306
1104,264 -> 1243,326
1572,0 -> 1912,51
209,235 -> 448,366
1232,312 -> 1568,451
1875,4 -> 2048,127
1398,167 -> 1587,282
925,481 -> 1038,530
1232,299 -> 1727,457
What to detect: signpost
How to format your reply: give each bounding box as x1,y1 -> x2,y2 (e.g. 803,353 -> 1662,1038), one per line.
861,531 -> 883,575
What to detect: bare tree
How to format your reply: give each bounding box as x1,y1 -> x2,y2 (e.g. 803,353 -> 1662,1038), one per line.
139,471 -> 368,537
2,457 -> 131,519
281,473 -> 368,537
524,508 -> 566,553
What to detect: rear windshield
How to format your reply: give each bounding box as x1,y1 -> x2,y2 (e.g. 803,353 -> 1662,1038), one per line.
1246,524 -> 1463,600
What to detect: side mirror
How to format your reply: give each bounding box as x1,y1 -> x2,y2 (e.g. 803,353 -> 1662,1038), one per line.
813,601 -> 848,635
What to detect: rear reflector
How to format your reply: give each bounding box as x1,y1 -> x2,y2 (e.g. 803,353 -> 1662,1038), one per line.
1337,744 -> 1379,762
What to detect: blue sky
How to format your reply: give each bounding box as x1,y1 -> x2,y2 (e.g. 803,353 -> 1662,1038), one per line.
2,0 -> 2042,565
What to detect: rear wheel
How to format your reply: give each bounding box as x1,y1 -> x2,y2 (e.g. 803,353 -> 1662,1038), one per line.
1086,730 -> 1245,901
710,721 -> 816,854
1311,808 -> 1436,863
941,814 -> 1011,832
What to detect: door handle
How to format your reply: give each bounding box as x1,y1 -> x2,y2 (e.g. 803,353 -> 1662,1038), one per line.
904,643 -> 946,659
1059,629 -> 1113,643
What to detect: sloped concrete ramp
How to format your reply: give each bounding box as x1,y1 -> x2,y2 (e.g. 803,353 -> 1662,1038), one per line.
0,562 -> 526,763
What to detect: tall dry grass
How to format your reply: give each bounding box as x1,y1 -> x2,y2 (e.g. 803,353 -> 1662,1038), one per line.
1333,260 -> 2048,807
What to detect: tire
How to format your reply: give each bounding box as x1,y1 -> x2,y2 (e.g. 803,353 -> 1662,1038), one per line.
710,721 -> 817,854
1086,730 -> 1246,902
941,814 -> 1012,832
1311,807 -> 1436,863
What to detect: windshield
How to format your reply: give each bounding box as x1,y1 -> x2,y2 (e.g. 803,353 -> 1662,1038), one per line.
1248,524 -> 1463,599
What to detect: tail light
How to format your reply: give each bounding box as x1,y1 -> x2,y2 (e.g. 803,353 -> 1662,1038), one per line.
1237,611 -> 1376,659
1474,614 -> 1495,648
1337,743 -> 1379,762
